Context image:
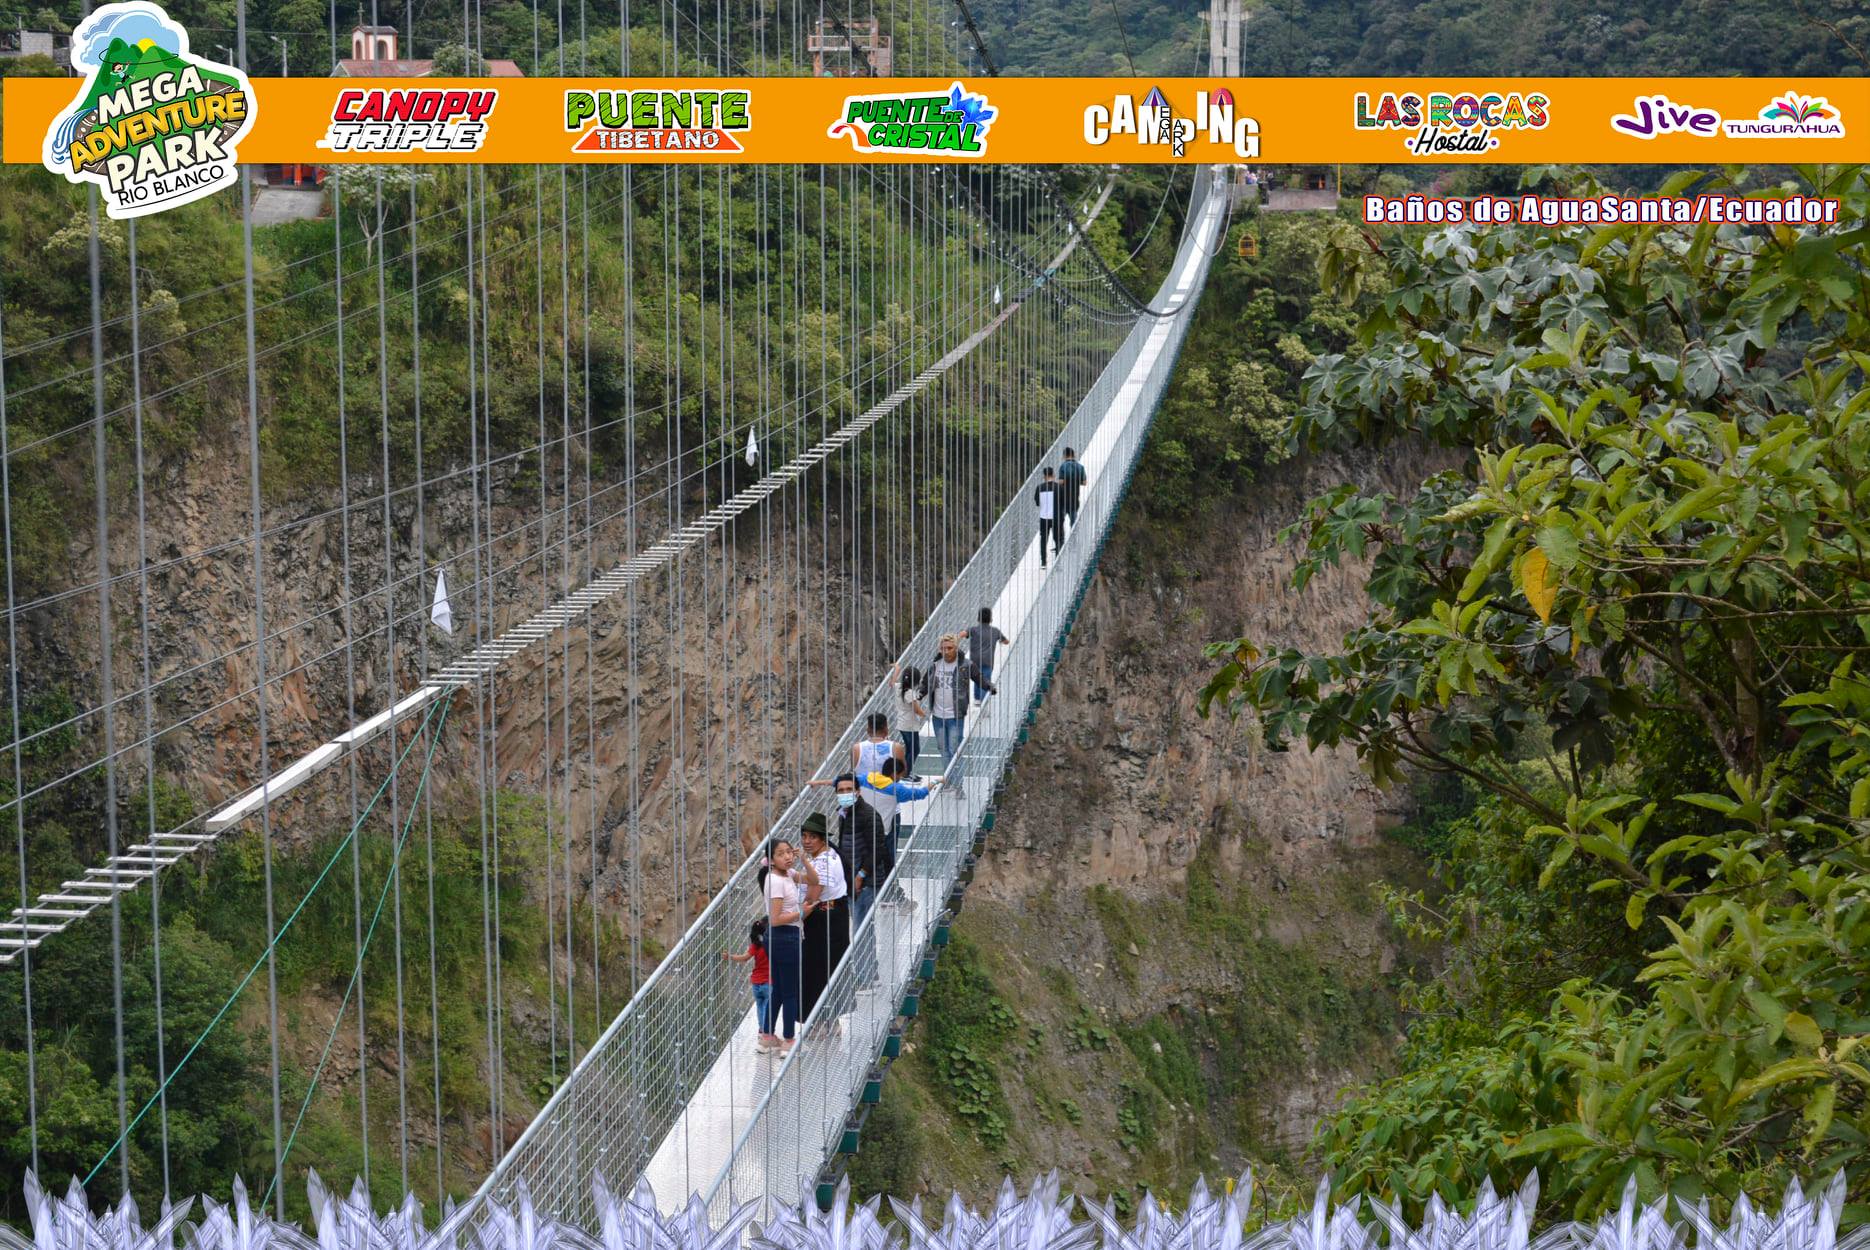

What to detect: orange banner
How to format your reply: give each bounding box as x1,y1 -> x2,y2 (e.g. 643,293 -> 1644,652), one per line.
7,76 -> 1866,165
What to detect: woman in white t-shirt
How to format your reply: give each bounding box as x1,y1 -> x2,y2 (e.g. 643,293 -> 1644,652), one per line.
761,838 -> 817,1053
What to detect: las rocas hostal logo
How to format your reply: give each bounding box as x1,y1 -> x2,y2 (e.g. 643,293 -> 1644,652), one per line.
42,0 -> 256,219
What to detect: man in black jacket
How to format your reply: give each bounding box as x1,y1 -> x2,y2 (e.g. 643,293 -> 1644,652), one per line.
1057,447 -> 1087,536
838,773 -> 891,988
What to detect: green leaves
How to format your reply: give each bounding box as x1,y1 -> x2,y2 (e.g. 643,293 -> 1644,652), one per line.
1249,164 -> 1870,1223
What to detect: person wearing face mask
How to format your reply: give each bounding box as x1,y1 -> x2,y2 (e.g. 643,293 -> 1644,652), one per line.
807,756 -> 939,861
834,772 -> 897,993
835,773 -> 891,962
927,634 -> 995,769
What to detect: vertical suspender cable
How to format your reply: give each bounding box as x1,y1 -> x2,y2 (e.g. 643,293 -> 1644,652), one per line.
125,216 -> 173,1200
329,1 -> 371,1182
531,0 -> 559,1089
234,0 -> 288,1208
85,166 -> 131,1203
1,239 -> 41,1187
407,64 -> 445,1194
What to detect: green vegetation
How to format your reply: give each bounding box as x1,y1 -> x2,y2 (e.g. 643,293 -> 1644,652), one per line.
1203,164 -> 1870,1222
918,936 -> 1019,1147
0,689 -> 615,1222
981,0 -> 1865,77
1238,0 -> 1866,75
1134,212 -> 1366,528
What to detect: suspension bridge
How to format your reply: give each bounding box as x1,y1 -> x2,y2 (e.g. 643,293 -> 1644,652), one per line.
0,0 -> 1240,1227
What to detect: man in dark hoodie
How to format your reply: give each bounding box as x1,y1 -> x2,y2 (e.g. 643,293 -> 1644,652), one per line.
836,775 -> 892,989
1057,446 -> 1087,536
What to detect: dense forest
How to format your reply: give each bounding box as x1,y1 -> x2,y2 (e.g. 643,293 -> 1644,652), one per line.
1203,159 -> 1870,1221
976,0 -> 1869,78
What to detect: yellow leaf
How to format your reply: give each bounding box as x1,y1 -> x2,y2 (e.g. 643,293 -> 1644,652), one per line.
1518,548 -> 1557,624
1786,1012 -> 1823,1050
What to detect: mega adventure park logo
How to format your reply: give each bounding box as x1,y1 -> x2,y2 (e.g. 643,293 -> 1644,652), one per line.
1612,90 -> 1844,139
319,89 -> 496,153
828,83 -> 995,157
1084,86 -> 1260,158
41,0 -> 255,219
1353,89 -> 1548,154
564,89 -> 751,153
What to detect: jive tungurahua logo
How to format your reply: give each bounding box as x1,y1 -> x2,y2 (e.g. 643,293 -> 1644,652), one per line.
41,0 -> 257,220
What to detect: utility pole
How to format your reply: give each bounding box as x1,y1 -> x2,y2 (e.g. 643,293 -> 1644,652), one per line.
271,33 -> 287,76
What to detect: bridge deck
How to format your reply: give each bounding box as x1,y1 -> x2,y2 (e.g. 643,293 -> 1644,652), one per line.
642,179 -> 1227,1210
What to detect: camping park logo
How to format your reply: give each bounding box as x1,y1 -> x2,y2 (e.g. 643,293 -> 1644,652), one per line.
828,82 -> 994,157
41,1 -> 255,219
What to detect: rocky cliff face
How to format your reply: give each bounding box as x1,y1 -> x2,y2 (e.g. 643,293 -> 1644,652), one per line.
22,426 -> 980,950
854,442 -> 1451,1205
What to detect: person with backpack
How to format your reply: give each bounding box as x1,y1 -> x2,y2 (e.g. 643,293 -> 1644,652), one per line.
1057,447 -> 1088,536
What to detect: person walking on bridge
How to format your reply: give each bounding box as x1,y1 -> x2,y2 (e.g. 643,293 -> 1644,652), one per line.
966,607 -> 1010,702
723,918 -> 774,1052
1058,447 -> 1087,537
799,813 -> 850,1030
1035,467 -> 1062,567
836,773 -> 892,989
928,634 -> 995,768
760,837 -> 816,1053
892,663 -> 928,776
852,711 -> 903,777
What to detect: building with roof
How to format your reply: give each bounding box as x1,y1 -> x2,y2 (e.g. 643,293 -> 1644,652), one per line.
332,24 -> 522,77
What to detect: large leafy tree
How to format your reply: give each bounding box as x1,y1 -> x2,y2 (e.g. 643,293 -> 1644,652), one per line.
1201,165 -> 1870,1220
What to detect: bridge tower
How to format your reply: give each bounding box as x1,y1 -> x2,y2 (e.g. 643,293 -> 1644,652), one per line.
806,17 -> 893,76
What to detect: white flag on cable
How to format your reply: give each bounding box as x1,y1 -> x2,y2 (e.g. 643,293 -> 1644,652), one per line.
993,284 -> 1002,306
431,568 -> 454,635
745,428 -> 759,466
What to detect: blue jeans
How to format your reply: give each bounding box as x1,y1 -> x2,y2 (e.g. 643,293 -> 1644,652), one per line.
767,924 -> 802,1040
973,665 -> 994,702
900,729 -> 921,773
752,982 -> 773,1034
932,716 -> 964,768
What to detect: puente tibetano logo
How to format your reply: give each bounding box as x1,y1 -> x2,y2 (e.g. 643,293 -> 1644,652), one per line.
41,1 -> 255,219
828,82 -> 995,157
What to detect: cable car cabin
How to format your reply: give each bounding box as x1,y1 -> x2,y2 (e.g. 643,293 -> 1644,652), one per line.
1263,165 -> 1341,213
1237,231 -> 1259,259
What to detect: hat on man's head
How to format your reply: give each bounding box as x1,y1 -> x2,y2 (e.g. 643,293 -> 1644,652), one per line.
801,811 -> 829,838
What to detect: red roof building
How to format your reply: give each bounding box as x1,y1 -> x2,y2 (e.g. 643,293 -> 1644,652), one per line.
333,25 -> 523,77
